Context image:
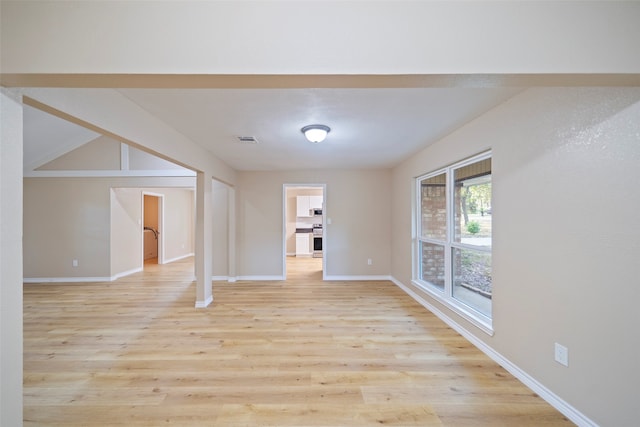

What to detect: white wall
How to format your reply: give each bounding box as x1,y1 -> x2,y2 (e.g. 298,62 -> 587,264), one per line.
38,135 -> 120,170
24,178 -> 112,278
0,88 -> 24,427
391,87 -> 640,426
24,177 -> 196,280
212,180 -> 229,278
111,188 -> 142,276
237,170 -> 390,279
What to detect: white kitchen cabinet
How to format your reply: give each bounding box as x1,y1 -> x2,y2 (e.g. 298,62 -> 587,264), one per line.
297,195 -> 323,217
295,233 -> 312,256
296,196 -> 312,217
309,195 -> 323,210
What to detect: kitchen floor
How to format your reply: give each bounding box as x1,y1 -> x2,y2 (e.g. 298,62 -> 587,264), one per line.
286,256 -> 322,282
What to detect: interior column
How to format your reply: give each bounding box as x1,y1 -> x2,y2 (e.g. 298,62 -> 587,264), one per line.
195,172 -> 213,307
0,88 -> 24,426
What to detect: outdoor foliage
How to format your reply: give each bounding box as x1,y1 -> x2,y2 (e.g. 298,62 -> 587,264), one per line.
466,220 -> 480,235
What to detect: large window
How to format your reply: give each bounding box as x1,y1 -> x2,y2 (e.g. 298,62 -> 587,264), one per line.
415,152 -> 492,333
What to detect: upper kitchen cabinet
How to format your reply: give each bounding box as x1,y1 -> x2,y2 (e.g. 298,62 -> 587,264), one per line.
296,195 -> 323,217
309,196 -> 323,210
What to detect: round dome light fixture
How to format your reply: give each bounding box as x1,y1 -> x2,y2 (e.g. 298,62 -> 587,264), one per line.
301,124 -> 331,143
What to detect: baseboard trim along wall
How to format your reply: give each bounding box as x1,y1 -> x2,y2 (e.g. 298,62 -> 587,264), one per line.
323,275 -> 393,281
164,253 -> 195,264
389,276 -> 597,427
24,276 -> 113,283
194,295 -> 213,308
212,276 -> 238,283
236,275 -> 286,281
112,267 -> 143,280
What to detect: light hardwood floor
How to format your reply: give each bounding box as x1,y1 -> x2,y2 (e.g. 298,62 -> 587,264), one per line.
23,257 -> 572,426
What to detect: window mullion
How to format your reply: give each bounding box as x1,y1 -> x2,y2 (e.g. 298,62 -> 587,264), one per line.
445,167 -> 454,298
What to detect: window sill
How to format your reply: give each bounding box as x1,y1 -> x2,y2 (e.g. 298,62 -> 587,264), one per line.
411,279 -> 494,336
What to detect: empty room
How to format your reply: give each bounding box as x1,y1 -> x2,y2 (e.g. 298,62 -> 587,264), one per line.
2,1 -> 640,426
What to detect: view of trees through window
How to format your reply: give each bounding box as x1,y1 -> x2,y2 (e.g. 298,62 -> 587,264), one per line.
417,153 -> 492,325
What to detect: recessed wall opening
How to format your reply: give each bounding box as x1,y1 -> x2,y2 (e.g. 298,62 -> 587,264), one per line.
283,184 -> 326,281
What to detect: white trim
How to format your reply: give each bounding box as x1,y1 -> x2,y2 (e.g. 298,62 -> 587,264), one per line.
163,252 -> 195,264
411,279 -> 493,335
211,276 -> 238,283
24,169 -> 196,178
390,276 -> 597,427
195,295 -> 213,308
324,275 -> 393,281
282,183 -> 326,281
236,275 -> 285,281
24,276 -> 113,283
228,276 -> 237,283
414,150 -> 493,331
112,267 -> 143,280
120,143 -> 129,170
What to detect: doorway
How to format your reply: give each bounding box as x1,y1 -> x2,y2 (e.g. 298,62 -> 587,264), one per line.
283,184 -> 326,280
142,192 -> 164,266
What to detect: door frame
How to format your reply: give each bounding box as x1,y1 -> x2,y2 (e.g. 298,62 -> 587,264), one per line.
142,191 -> 164,265
282,184 -> 326,280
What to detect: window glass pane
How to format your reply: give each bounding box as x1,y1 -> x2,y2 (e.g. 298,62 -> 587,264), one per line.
453,159 -> 491,248
452,247 -> 492,317
420,173 -> 447,241
420,241 -> 445,291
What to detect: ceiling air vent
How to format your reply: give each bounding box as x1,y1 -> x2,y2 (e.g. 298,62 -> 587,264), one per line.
237,136 -> 259,144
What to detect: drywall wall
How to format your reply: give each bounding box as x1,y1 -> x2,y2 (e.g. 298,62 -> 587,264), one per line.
38,134 -> 120,170
212,180 -> 229,278
111,187 -> 142,276
112,186 -> 194,275
24,177 -> 196,280
2,1 -> 640,75
237,169 -> 390,279
391,87 -> 640,426
0,88 -> 23,427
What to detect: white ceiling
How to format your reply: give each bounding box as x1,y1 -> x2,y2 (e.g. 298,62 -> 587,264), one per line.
24,87 -> 522,172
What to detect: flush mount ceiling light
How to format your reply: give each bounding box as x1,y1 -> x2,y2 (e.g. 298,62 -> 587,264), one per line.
301,124 -> 331,143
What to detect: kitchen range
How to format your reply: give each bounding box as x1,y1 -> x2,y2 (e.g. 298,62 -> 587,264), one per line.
312,223 -> 323,258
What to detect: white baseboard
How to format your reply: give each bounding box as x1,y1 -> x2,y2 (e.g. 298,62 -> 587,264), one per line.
24,266 -> 142,283
211,276 -> 238,283
24,276 -> 112,283
389,276 -> 597,427
324,275 -> 393,281
194,295 -> 213,308
163,252 -> 195,264
236,275 -> 285,281
111,267 -> 143,280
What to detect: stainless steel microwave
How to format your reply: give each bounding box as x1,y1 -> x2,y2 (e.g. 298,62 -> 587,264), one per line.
313,209 -> 322,216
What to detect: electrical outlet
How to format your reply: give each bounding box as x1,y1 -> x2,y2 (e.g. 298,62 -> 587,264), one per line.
72,259 -> 78,267
554,342 -> 569,367
367,258 -> 372,265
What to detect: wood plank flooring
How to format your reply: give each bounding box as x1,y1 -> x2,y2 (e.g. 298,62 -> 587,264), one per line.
23,257 -> 573,426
